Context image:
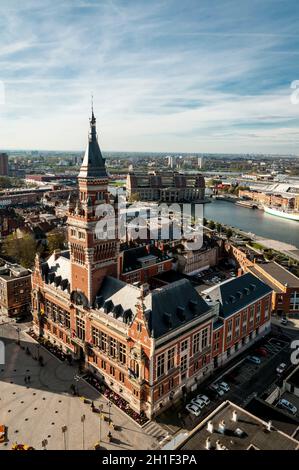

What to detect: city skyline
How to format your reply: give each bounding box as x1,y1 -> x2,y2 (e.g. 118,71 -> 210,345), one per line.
0,0 -> 299,153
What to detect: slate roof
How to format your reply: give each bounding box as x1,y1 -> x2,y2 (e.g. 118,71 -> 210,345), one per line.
94,276 -> 141,324
95,276 -> 211,338
144,279 -> 211,338
41,251 -> 71,291
78,111 -> 107,179
203,272 -> 272,319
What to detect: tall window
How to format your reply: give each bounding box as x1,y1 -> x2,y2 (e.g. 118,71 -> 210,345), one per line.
193,332 -> 201,354
76,317 -> 85,340
92,327 -> 100,346
290,292 -> 299,311
157,354 -> 165,378
167,348 -> 175,370
235,316 -> 240,338
242,311 -> 247,333
119,343 -> 126,364
100,332 -> 108,352
256,302 -> 261,323
180,355 -> 187,372
109,337 -> 117,357
181,339 -> 188,352
249,306 -> 254,327
201,327 -> 210,349
65,312 -> 70,328
227,319 -> 232,342
264,298 -> 270,319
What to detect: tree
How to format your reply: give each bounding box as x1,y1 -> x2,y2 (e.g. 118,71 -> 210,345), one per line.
47,230 -> 66,254
216,222 -> 222,234
2,232 -> 37,268
226,228 -> 233,240
208,220 -> 216,230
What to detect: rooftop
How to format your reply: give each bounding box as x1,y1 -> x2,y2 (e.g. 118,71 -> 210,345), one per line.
252,262 -> 299,288
178,400 -> 299,451
248,265 -> 284,293
202,272 -> 272,318
245,397 -> 299,437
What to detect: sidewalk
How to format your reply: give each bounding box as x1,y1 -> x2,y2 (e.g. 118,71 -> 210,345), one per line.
0,323 -> 163,450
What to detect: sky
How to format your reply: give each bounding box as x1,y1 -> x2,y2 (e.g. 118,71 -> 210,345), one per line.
0,0 -> 299,154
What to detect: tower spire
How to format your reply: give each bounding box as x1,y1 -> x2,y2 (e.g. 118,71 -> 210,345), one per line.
78,105 -> 107,179
91,93 -> 95,124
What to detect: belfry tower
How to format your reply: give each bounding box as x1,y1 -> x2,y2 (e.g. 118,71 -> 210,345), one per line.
67,108 -> 119,305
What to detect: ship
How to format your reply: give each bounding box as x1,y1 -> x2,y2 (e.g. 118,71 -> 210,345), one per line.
263,206 -> 299,221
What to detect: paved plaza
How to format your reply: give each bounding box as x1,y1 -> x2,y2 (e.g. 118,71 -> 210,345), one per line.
0,322 -> 167,450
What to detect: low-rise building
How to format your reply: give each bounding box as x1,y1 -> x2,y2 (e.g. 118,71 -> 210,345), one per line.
177,400 -> 299,450
246,262 -> 299,317
0,262 -> 32,317
202,272 -> 272,368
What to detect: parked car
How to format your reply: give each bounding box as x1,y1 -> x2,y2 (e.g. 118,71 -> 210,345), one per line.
247,355 -> 261,365
185,403 -> 201,416
255,347 -> 268,357
277,399 -> 297,415
197,394 -> 210,406
281,318 -> 288,325
218,381 -> 230,393
191,398 -> 205,409
276,363 -> 287,375
209,383 -> 225,397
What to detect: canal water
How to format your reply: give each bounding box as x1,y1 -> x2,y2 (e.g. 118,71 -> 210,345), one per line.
205,200 -> 299,248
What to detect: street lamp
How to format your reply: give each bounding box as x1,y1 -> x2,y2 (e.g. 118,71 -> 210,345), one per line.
81,414 -> 86,450
16,327 -> 21,345
74,374 -> 80,396
41,439 -> 48,450
98,405 -> 103,446
108,400 -> 112,424
61,425 -> 67,450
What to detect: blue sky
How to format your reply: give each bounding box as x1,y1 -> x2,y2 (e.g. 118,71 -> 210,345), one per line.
0,0 -> 299,153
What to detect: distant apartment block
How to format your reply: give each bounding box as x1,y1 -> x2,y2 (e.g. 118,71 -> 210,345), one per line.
126,171 -> 205,202
0,153 -> 9,176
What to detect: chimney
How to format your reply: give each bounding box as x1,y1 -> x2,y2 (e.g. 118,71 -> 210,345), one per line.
218,420 -> 226,434
205,437 -> 211,450
207,420 -> 214,433
232,410 -> 238,422
267,420 -> 272,432
140,283 -> 150,297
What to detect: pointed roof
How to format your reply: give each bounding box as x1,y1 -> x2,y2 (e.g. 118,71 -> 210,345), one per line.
78,108 -> 107,179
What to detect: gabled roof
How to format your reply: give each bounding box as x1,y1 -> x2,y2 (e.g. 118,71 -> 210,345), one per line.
78,111 -> 107,179
203,272 -> 272,318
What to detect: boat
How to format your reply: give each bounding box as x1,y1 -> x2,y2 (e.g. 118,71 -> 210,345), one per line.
263,206 -> 299,221
235,200 -> 257,209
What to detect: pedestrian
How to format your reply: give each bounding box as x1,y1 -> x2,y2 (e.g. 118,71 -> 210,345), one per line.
28,375 -> 31,383
24,376 -> 27,384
